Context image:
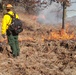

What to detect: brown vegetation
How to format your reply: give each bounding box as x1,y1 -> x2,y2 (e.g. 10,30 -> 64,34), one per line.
0,4 -> 76,75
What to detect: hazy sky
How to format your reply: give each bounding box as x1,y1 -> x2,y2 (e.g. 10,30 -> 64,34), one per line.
37,0 -> 76,24
41,0 -> 76,17
67,0 -> 76,17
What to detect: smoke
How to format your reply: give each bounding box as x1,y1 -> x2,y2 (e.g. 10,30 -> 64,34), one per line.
37,2 -> 63,25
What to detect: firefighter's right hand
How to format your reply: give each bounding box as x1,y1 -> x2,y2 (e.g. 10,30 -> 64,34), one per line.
2,34 -> 5,39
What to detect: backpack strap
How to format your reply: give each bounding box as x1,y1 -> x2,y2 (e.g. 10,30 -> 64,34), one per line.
5,12 -> 16,18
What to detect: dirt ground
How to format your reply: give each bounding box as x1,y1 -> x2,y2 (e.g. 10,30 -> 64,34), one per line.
0,6 -> 76,75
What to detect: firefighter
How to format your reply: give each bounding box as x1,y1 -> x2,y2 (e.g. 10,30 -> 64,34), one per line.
1,4 -> 20,58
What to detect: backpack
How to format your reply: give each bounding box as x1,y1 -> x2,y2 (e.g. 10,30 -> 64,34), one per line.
6,13 -> 23,34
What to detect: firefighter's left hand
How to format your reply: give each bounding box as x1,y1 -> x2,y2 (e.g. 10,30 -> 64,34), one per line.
2,34 -> 6,39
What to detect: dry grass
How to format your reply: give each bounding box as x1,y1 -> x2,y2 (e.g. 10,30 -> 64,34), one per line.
0,7 -> 76,75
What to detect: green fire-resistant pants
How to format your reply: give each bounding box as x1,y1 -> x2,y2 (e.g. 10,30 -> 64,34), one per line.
7,33 -> 20,57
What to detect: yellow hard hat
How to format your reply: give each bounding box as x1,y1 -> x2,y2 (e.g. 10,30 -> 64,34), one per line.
6,4 -> 13,9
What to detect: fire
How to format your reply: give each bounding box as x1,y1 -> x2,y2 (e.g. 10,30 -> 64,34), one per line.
43,29 -> 75,40
39,14 -> 46,20
33,14 -> 46,20
33,15 -> 37,20
42,28 -> 75,41
59,29 -> 74,40
38,14 -> 46,20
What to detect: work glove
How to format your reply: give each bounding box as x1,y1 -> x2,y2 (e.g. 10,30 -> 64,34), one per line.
2,34 -> 5,39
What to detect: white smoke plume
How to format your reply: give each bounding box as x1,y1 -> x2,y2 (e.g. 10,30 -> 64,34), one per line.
37,2 -> 63,25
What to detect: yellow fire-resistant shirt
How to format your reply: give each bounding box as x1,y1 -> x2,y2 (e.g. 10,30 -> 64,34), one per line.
1,11 -> 19,35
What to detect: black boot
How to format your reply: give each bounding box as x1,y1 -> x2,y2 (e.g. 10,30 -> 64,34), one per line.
13,54 -> 17,58
17,53 -> 20,56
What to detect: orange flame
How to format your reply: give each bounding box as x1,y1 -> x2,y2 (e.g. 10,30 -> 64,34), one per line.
33,14 -> 46,20
42,29 -> 75,41
39,14 -> 46,20
42,23 -> 76,41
